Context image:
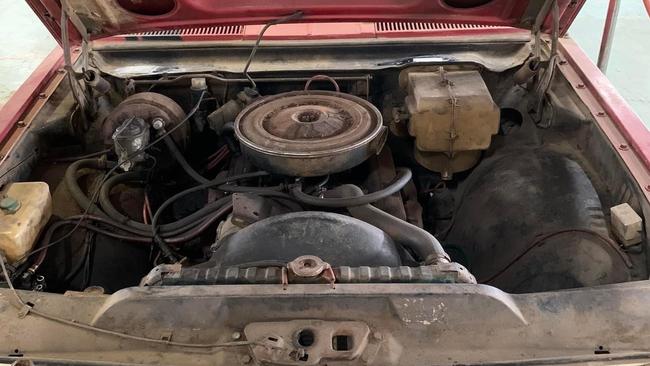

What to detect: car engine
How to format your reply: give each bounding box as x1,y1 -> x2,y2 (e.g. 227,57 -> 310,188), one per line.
1,59 -> 641,296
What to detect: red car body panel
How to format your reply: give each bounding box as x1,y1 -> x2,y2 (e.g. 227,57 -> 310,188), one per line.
557,37 -> 650,201
25,0 -> 584,45
0,48 -> 63,157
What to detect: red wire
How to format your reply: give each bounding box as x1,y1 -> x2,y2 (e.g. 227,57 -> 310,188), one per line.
480,228 -> 632,284
142,194 -> 152,225
206,146 -> 230,171
206,145 -> 228,161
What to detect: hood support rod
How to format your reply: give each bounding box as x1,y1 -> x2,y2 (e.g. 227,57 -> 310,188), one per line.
597,0 -> 621,73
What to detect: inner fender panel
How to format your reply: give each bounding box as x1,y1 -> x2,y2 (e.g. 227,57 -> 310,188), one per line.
446,149 -> 631,292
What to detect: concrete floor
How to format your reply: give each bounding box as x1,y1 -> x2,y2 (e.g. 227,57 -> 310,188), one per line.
568,1 -> 650,124
0,1 -> 648,125
0,0 -> 56,110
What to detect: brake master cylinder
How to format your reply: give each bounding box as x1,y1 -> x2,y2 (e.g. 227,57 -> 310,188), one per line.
402,67 -> 499,179
112,117 -> 149,171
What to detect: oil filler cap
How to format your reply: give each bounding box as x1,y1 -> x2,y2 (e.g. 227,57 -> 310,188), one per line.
0,196 -> 21,214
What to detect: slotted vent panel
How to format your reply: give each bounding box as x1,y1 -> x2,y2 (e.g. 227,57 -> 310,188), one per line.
375,22 -> 504,32
133,25 -> 244,37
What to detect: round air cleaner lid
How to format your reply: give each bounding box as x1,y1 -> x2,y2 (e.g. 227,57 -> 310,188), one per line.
235,90 -> 385,176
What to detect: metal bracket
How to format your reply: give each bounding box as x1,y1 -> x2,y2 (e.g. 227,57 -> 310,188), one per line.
286,256 -> 336,289
160,329 -> 174,343
245,320 -> 371,366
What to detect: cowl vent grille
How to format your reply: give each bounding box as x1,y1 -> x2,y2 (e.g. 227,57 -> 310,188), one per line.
133,25 -> 244,37
375,22 -> 504,32
108,22 -> 519,42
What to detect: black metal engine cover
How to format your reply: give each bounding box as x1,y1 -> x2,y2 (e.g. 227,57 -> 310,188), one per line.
211,211 -> 402,267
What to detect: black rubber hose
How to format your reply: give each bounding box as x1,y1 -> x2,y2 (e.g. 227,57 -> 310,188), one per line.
31,202 -> 233,274
218,184 -> 296,201
150,171 -> 270,239
155,198 -> 230,236
291,168 -> 413,208
163,135 -> 210,184
67,203 -> 233,244
99,171 -> 232,235
64,158 -> 117,218
218,184 -> 303,211
62,231 -> 93,284
28,218 -> 152,276
65,168 -> 267,263
69,214 -> 151,237
325,184 -> 451,265
99,171 -> 148,229
48,149 -> 111,163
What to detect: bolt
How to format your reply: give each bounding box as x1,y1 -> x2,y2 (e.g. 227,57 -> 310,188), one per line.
597,111 -> 606,117
619,144 -> 629,151
645,185 -> 650,192
231,331 -> 241,340
576,83 -> 585,89
559,60 -> 567,65
57,68 -> 66,74
38,93 -> 47,99
16,120 -> 26,128
152,118 -> 165,130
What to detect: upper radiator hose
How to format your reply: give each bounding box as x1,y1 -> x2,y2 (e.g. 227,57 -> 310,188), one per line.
324,184 -> 451,265
291,168 -> 412,208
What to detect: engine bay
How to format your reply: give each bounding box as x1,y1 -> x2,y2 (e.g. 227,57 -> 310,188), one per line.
0,50 -> 647,297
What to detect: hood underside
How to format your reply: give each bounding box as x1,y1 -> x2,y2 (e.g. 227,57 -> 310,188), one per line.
27,0 -> 584,45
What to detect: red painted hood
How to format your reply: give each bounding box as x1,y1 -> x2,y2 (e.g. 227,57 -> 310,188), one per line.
27,0 -> 584,44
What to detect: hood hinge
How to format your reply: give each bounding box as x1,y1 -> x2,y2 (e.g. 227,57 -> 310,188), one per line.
61,0 -> 89,43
